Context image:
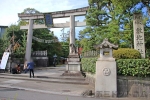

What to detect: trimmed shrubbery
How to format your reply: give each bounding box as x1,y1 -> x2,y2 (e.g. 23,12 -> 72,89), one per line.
117,59 -> 150,77
81,57 -> 97,74
113,48 -> 141,59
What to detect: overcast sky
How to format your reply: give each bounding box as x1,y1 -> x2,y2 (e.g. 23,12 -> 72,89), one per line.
0,0 -> 88,40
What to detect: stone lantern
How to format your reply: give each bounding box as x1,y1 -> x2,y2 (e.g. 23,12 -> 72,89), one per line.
95,38 -> 118,60
95,38 -> 118,98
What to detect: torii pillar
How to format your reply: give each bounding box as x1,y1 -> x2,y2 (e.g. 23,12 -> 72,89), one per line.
63,15 -> 82,76
25,19 -> 33,62
69,15 -> 75,53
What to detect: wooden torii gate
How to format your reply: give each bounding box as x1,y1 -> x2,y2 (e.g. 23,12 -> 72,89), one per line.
18,7 -> 88,70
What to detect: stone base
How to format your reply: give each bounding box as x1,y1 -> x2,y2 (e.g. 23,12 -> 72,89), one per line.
66,54 -> 81,71
66,62 -> 81,71
62,70 -> 83,77
95,59 -> 117,97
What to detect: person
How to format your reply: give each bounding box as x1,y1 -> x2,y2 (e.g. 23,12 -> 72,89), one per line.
27,60 -> 34,78
16,64 -> 21,74
12,63 -> 18,74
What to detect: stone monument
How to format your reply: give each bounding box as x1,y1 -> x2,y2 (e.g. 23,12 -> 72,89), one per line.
62,43 -> 81,76
94,38 -> 118,97
133,13 -> 145,58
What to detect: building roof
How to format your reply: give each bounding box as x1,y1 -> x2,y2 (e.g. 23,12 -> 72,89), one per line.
0,26 -> 8,28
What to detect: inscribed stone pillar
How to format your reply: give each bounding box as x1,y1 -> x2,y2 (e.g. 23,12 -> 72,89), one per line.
25,19 -> 33,62
133,13 -> 145,58
69,15 -> 75,54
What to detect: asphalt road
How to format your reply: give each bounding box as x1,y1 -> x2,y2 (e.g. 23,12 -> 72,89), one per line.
0,86 -> 103,100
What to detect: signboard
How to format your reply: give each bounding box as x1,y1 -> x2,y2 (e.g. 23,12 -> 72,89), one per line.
44,13 -> 53,27
0,52 -> 9,69
133,13 -> 145,58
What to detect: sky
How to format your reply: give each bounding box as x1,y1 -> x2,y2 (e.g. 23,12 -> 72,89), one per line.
0,0 -> 89,40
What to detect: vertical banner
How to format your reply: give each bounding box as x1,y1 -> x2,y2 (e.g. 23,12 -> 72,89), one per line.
0,52 -> 10,69
133,13 -> 145,58
44,13 -> 53,27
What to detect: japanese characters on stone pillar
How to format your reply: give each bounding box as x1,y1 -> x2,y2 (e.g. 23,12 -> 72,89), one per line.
133,13 -> 145,58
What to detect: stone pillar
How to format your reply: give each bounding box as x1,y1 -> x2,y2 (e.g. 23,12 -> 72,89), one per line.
25,19 -> 33,62
95,59 -> 117,97
69,15 -> 75,54
133,13 -> 145,58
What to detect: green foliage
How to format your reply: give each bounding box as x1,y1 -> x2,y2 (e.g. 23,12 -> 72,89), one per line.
111,0 -> 140,13
32,29 -> 64,57
14,32 -> 27,58
61,42 -> 69,58
113,48 -> 141,59
81,57 -> 97,74
80,0 -> 150,51
0,27 -> 12,54
117,59 -> 150,77
79,0 -> 114,51
79,0 -> 134,51
81,57 -> 150,77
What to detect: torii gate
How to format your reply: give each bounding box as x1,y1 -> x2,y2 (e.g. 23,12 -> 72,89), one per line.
18,7 -> 88,64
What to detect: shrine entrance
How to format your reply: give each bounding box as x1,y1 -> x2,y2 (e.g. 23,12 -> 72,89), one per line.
18,6 -> 88,73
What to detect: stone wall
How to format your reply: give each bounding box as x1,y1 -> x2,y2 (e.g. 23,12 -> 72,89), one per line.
32,57 -> 49,67
117,76 -> 150,98
85,72 -> 95,87
85,73 -> 150,98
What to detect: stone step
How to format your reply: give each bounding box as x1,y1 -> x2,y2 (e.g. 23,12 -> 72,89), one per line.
0,74 -> 89,85
0,73 -> 85,81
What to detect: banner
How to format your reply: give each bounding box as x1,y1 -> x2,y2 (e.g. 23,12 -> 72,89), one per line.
0,52 -> 9,69
32,36 -> 58,43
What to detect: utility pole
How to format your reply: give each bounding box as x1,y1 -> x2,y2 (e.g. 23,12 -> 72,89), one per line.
60,28 -> 69,44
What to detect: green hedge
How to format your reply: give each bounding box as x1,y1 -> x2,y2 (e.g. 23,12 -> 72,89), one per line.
113,48 -> 141,59
81,58 -> 150,77
117,59 -> 150,77
81,57 -> 97,74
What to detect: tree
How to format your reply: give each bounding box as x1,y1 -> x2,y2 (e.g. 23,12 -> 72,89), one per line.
0,32 -> 10,55
15,32 -> 27,57
79,0 -> 150,52
79,0 -> 120,52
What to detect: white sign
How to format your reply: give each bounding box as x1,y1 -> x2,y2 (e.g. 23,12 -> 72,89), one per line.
0,52 -> 9,69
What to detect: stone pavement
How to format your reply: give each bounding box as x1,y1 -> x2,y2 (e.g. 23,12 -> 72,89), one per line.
0,65 -> 149,100
0,65 -> 94,97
